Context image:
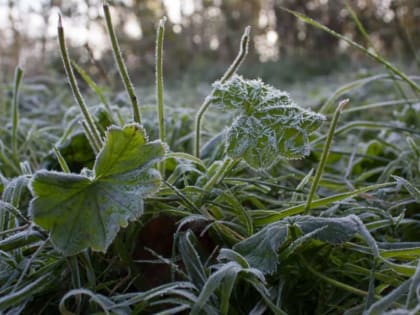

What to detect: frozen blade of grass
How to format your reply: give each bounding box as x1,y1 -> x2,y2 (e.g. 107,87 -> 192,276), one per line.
57,15 -> 103,151
164,152 -> 207,170
217,248 -> 250,268
0,273 -> 52,310
190,262 -> 238,315
0,201 -> 30,225
281,7 -> 420,94
11,67 -> 23,159
341,98 -> 419,115
312,121 -> 420,145
156,17 -> 166,144
221,189 -> 253,236
365,279 -> 411,315
0,229 -> 44,252
393,176 -> 420,203
305,99 -> 348,214
320,74 -> 389,114
254,182 -> 395,225
406,260 -> 420,308
345,0 -> 409,101
59,288 -> 113,315
103,2 -> 141,124
244,278 -> 287,315
178,231 -> 207,289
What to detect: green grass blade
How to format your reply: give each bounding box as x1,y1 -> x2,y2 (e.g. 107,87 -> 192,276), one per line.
254,182 -> 395,225
103,3 -> 141,124
71,60 -> 114,122
0,274 -> 52,310
11,67 -> 23,158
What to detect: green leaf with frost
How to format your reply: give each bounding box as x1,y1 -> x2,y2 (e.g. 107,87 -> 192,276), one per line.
226,115 -> 278,169
212,75 -> 294,113
234,215 -> 362,274
215,75 -> 325,169
29,123 -> 165,256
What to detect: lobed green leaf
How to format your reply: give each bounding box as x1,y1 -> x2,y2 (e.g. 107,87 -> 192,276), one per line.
29,124 -> 165,256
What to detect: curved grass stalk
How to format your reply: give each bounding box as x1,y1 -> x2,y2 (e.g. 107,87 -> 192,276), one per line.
342,98 -> 418,115
282,8 -> 420,94
344,1 -> 410,101
299,256 -> 383,300
194,26 -> 251,157
305,99 -> 348,214
254,182 -> 395,225
103,3 -> 141,124
312,121 -> 420,145
58,15 -> 103,151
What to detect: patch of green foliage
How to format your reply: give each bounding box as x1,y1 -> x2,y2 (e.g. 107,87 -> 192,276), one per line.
0,3 -> 419,315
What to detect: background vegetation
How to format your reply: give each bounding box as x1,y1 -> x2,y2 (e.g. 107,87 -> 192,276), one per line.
0,0 -> 419,314
1,0 -> 419,84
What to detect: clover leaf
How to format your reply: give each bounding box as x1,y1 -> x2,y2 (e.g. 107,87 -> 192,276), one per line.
29,124 -> 165,256
212,75 -> 325,169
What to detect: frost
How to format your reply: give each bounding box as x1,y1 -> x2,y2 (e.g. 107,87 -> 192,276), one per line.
29,124 -> 165,256
211,75 -> 326,169
234,215 -> 362,274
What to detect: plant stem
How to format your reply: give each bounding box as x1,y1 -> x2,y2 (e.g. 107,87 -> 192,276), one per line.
156,17 -> 166,174
57,15 -> 103,151
203,158 -> 239,193
305,99 -> 348,214
194,26 -> 251,157
53,146 -> 70,173
81,121 -> 100,154
11,67 -> 23,159
103,3 -> 141,124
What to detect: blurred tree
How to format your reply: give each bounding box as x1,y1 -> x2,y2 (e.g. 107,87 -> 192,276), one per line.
0,0 -> 418,83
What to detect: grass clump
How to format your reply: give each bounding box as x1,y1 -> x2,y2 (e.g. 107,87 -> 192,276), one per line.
0,3 -> 419,315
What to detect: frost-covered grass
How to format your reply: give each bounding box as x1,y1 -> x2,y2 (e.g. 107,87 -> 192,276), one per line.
0,4 -> 419,315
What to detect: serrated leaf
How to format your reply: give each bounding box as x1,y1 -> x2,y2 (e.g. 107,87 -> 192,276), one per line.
212,75 -> 325,169
29,124 -> 165,256
226,115 -> 277,169
212,75 -> 293,113
234,215 -> 361,274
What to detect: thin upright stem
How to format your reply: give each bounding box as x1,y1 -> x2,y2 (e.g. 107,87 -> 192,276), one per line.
156,17 -> 166,174
305,99 -> 349,214
194,26 -> 251,157
11,67 -> 23,158
103,3 -> 141,124
57,15 -> 103,150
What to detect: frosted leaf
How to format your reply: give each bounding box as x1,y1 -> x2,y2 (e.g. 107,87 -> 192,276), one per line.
213,75 -> 325,169
29,123 -> 165,256
234,215 -> 361,274
212,75 -> 294,114
226,115 -> 278,169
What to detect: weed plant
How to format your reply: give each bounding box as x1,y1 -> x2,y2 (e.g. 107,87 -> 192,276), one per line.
0,3 -> 419,315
